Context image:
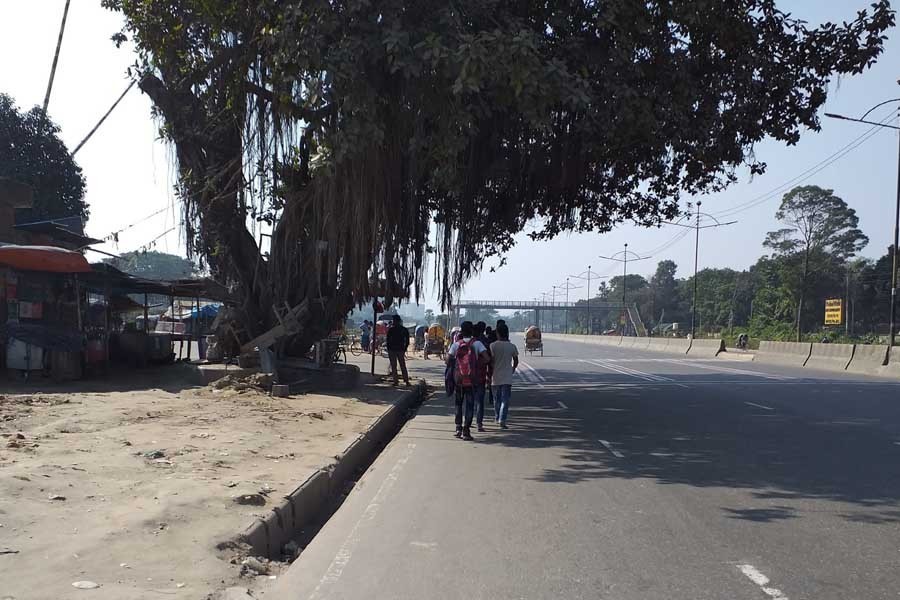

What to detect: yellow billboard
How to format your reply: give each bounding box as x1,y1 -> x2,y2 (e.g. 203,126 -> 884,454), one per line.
824,298 -> 842,326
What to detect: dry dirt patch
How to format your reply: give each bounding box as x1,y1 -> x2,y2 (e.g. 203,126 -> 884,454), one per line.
0,371 -> 402,600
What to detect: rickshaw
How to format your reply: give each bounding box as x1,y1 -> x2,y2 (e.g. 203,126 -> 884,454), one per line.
424,322 -> 446,360
414,324 -> 427,352
524,325 -> 543,356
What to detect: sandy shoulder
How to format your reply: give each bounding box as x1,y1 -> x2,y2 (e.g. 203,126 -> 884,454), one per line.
0,371 -> 405,600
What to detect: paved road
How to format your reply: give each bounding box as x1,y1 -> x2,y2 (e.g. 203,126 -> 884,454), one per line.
269,337 -> 900,600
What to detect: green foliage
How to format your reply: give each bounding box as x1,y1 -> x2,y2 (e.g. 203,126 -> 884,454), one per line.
104,251 -> 197,280
0,94 -> 88,221
102,0 -> 894,346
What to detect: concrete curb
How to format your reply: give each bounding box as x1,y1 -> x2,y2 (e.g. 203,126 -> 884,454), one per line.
237,381 -> 426,557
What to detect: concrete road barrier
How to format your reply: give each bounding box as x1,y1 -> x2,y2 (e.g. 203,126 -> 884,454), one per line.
667,338 -> 691,355
647,337 -> 670,352
879,347 -> 900,378
804,343 -> 855,372
846,344 -> 889,375
687,339 -> 725,357
238,383 -> 424,558
755,341 -> 812,366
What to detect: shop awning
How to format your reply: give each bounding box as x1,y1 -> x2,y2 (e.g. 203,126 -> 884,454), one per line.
0,245 -> 92,273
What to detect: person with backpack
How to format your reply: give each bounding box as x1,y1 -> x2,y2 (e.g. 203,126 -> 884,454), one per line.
490,322 -> 519,429
447,320 -> 489,440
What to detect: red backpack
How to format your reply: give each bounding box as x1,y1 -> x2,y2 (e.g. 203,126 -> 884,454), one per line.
454,339 -> 481,388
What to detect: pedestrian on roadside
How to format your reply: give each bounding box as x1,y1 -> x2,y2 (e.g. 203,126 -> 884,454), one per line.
386,315 -> 411,386
490,322 -> 519,429
447,320 -> 489,440
484,325 -> 498,407
360,320 -> 372,352
473,321 -> 492,431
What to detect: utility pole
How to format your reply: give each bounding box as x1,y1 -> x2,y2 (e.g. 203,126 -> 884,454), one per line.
826,100 -> 900,350
571,266 -> 603,334
559,278 -> 582,334
663,202 -> 736,339
550,285 -> 558,332
599,244 -> 649,336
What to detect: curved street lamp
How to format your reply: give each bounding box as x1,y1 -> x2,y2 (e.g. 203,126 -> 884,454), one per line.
826,98 -> 900,350
599,243 -> 650,335
662,202 -> 737,339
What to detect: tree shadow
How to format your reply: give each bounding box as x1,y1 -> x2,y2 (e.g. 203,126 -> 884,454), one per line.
411,367 -> 900,526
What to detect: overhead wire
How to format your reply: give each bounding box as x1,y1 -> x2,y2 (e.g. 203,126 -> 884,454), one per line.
710,109 -> 897,219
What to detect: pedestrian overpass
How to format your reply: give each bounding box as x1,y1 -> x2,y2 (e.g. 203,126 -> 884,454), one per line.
454,300 -> 646,336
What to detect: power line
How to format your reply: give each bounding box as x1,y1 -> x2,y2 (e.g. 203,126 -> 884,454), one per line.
711,109 -> 896,219
42,0 -> 71,118
97,206 -> 170,244
72,80 -> 136,155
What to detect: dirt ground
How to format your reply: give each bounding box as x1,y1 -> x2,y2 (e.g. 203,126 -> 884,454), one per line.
0,363 -> 408,600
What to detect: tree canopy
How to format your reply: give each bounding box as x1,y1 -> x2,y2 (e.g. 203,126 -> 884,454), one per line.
102,0 -> 894,347
0,94 -> 88,222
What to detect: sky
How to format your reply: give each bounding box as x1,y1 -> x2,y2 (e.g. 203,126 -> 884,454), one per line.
1,1 -> 898,312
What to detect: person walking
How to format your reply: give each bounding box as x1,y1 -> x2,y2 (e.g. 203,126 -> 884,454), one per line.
490,322 -> 519,429
360,320 -> 372,352
447,321 -> 489,440
472,321 -> 492,431
386,315 -> 411,386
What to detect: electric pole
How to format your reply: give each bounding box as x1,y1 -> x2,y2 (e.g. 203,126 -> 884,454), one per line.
599,244 -> 649,336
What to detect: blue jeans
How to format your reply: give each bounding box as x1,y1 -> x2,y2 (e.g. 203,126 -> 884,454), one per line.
493,384 -> 512,423
473,385 -> 486,426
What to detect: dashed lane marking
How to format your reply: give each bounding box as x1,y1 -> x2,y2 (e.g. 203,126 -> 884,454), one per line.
744,401 -> 775,411
599,439 -> 625,458
736,564 -> 789,600
557,401 -> 568,409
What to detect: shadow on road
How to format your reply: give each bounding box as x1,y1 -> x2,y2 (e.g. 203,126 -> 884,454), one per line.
411,367 -> 900,525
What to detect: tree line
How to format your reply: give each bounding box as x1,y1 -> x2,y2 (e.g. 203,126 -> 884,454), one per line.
547,186 -> 891,343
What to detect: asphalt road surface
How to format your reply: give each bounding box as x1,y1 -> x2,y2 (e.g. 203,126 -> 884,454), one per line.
269,337 -> 900,600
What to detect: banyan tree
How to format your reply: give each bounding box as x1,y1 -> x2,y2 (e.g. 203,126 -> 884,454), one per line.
103,0 -> 894,350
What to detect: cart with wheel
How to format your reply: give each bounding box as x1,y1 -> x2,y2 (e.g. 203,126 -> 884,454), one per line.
524,326 -> 543,356
424,323 -> 446,360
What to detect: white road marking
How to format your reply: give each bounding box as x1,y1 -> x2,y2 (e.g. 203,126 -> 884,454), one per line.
580,359 -> 656,381
309,442 -> 416,599
556,401 -> 568,409
599,439 -> 625,458
409,541 -> 437,549
736,564 -> 789,600
664,359 -> 792,380
744,401 -> 775,411
519,361 -> 546,381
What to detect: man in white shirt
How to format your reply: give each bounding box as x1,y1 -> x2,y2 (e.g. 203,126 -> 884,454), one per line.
490,322 -> 519,428
446,320 -> 489,440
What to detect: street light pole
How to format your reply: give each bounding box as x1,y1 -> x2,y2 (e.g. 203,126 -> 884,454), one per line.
826,101 -> 900,349
599,244 -> 649,336
692,201 -> 701,339
662,204 -> 737,340
571,266 -> 599,334
565,278 -> 570,334
892,116 -> 900,349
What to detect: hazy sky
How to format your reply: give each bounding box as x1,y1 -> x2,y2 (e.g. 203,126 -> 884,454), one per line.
1,1 -> 898,311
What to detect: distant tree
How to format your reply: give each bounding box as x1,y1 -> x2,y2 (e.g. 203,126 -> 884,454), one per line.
0,94 -> 88,222
648,260 -> 679,328
764,185 -> 867,340
462,306 -> 500,325
105,250 -> 197,280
